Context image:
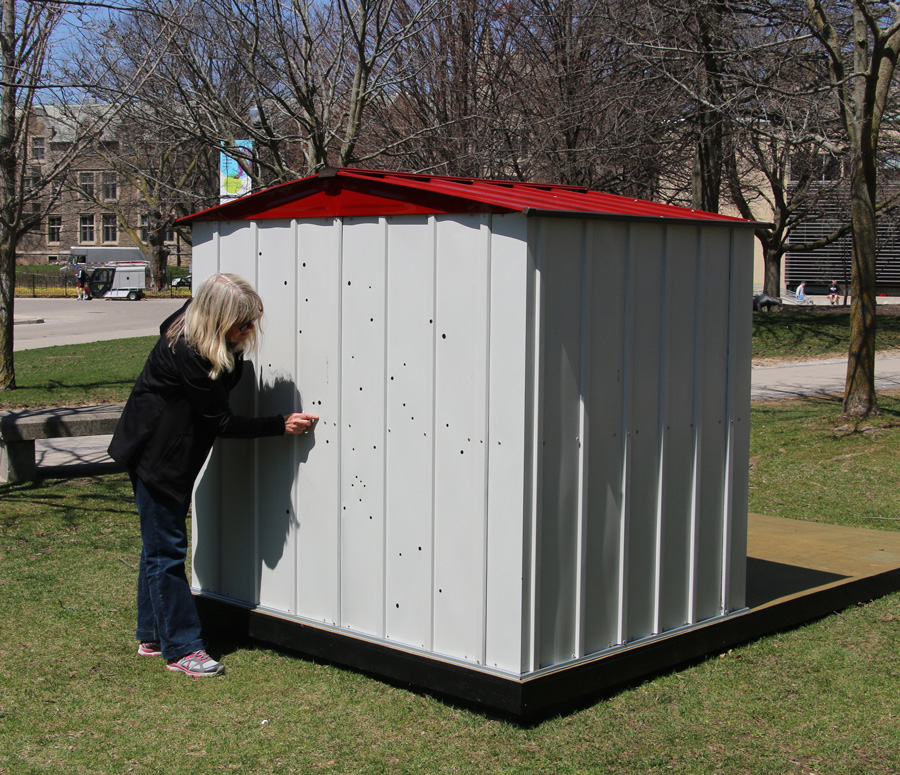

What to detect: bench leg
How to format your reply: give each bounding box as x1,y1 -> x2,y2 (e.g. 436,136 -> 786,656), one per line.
0,439 -> 37,484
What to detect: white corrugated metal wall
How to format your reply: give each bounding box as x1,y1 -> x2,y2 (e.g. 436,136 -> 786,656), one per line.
190,212 -> 751,678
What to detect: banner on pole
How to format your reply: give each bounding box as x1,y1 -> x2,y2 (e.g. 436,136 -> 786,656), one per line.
220,140 -> 253,203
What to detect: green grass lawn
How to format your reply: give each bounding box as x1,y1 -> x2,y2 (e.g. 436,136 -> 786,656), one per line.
749,391 -> 900,528
2,397 -> 900,773
3,325 -> 900,772
752,307 -> 900,359
1,337 -> 157,409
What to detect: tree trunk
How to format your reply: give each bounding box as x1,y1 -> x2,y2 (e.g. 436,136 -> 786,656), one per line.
148,212 -> 171,291
0,232 -> 15,390
843,161 -> 879,416
763,243 -> 782,299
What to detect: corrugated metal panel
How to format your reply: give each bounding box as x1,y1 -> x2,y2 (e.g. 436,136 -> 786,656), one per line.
190,211 -> 752,680
178,168 -> 751,226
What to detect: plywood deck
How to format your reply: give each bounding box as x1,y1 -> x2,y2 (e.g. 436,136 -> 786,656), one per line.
197,513 -> 900,722
747,512 -> 900,610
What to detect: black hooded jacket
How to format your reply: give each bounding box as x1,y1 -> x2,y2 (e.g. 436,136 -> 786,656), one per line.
108,301 -> 284,503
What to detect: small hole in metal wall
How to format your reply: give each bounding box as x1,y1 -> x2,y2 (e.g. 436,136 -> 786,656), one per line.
460,450 -> 464,454
418,546 -> 422,551
302,262 -> 306,267
369,515 -> 373,520
347,281 -> 351,286
284,280 -> 288,286
370,318 -> 374,322
396,603 -> 400,608
442,334 -> 447,339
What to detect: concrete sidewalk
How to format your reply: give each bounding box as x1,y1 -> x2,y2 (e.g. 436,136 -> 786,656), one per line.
751,351 -> 900,399
13,297 -> 185,351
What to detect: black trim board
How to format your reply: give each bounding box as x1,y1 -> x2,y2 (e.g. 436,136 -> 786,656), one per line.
194,566 -> 900,723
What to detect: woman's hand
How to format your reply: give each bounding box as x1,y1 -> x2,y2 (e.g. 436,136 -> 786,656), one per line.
285,413 -> 318,435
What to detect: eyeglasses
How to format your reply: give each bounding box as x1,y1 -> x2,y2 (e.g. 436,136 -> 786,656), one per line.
239,318 -> 257,333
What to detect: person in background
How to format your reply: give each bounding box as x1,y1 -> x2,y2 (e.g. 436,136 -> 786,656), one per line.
796,281 -> 807,301
108,273 -> 318,677
75,265 -> 90,301
828,280 -> 840,305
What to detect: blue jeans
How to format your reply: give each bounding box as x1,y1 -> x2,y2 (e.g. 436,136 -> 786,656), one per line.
132,473 -> 205,661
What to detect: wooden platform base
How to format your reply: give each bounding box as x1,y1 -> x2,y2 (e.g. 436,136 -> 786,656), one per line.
195,514 -> 900,723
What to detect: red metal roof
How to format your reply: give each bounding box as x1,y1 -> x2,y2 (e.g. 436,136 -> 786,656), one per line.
177,168 -> 750,225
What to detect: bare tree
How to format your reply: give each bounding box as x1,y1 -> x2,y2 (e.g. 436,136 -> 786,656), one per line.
102,0 -> 440,189
800,0 -> 900,416
73,6 -> 219,289
0,1 -> 189,389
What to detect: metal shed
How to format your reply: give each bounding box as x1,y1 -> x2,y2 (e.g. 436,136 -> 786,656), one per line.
178,168 -> 755,719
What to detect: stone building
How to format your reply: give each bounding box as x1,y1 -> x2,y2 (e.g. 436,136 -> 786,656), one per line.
18,105 -> 191,268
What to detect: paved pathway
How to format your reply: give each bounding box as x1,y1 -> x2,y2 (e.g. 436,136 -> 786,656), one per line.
13,297 -> 185,351
751,352 -> 900,399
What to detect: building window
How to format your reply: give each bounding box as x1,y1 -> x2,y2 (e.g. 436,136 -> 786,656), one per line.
102,172 -> 117,200
102,213 -> 117,243
24,165 -> 40,191
79,172 -> 95,199
31,137 -> 45,160
80,214 -> 95,243
48,215 -> 62,243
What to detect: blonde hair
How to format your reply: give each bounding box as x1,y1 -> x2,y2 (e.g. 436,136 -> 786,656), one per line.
166,273 -> 263,379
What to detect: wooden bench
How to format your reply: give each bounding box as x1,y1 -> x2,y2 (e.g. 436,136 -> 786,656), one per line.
0,404 -> 124,484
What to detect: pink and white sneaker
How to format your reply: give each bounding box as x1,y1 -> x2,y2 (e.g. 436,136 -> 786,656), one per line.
165,649 -> 225,677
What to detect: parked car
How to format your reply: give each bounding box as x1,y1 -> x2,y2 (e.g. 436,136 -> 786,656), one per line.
172,273 -> 192,289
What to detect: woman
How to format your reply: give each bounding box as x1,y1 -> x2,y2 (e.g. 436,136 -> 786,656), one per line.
109,273 -> 317,677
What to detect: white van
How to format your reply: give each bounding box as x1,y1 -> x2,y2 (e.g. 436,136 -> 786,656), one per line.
59,247 -> 147,280
87,263 -> 148,301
